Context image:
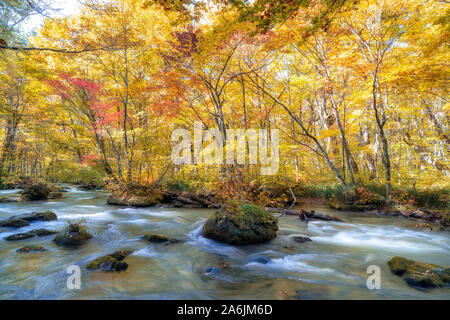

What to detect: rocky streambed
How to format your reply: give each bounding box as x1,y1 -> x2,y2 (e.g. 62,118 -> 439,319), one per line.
0,186 -> 449,299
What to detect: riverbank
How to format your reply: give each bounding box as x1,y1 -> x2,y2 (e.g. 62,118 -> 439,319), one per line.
1,180 -> 448,230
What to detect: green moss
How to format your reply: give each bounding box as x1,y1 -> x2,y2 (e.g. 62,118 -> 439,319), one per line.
109,250 -> 133,261
202,202 -> 278,245
107,185 -> 163,207
86,255 -> 118,270
143,234 -> 177,243
388,256 -> 450,288
53,221 -> 93,246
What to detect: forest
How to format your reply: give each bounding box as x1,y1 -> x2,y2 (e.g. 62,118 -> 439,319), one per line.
0,0 -> 449,300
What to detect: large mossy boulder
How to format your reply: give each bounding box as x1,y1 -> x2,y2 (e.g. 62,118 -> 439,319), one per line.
86,249 -> 132,271
32,211 -> 57,221
388,256 -> 450,289
107,183 -> 163,207
53,223 -> 93,246
202,202 -> 278,245
19,182 -> 51,201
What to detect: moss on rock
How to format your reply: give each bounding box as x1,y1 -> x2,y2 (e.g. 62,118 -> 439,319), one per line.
14,211 -> 57,222
19,182 -> 51,201
31,228 -> 58,236
86,255 -> 118,270
5,232 -> 35,241
53,223 -> 93,246
107,192 -> 162,207
109,249 -> 133,261
86,249 -> 133,271
202,202 -> 278,245
143,234 -> 178,243
0,218 -> 29,228
388,256 -> 450,289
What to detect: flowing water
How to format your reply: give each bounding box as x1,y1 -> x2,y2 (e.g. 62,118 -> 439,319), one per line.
0,187 -> 449,300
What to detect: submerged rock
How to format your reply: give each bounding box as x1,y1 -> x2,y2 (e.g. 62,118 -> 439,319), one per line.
5,228 -> 58,241
203,262 -> 229,277
251,256 -> 271,264
388,256 -> 450,289
143,234 -> 179,243
53,223 -> 93,246
86,249 -> 132,271
5,232 -> 35,241
293,236 -> 312,243
30,228 -> 58,236
14,211 -> 57,222
0,218 -> 29,228
17,245 -> 47,253
115,261 -> 128,271
202,202 -> 278,245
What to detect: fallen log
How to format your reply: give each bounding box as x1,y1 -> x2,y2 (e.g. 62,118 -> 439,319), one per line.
265,208 -> 343,222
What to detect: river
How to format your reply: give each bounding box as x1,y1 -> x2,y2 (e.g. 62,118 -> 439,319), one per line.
0,186 -> 449,299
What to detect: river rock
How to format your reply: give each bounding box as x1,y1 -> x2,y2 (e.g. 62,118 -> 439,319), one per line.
53,223 -> 93,246
30,228 -> 58,236
76,182 -> 102,190
19,183 -> 51,201
14,211 -> 57,222
52,185 -> 69,193
86,255 -> 119,271
115,261 -> 128,271
48,192 -> 63,199
251,256 -> 271,264
107,193 -> 162,207
388,256 -> 450,288
202,203 -> 278,245
293,236 -> 312,243
0,218 -> 30,228
86,249 -> 132,271
143,234 -> 179,243
109,249 -> 133,261
5,232 -> 35,241
17,245 -> 47,253
5,228 -> 57,241
0,196 -> 18,203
